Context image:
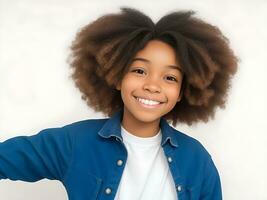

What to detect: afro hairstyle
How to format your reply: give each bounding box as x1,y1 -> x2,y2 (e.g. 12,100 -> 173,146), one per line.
68,7 -> 238,126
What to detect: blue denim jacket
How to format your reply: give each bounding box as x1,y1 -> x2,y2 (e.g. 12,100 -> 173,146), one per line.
0,108 -> 222,200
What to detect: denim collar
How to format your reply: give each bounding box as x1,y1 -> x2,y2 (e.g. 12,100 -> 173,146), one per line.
98,108 -> 178,147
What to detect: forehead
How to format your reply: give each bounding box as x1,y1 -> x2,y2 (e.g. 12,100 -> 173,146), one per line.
135,40 -> 177,59
130,40 -> 182,73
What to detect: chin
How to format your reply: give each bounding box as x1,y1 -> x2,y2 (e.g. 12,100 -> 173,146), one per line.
132,112 -> 162,123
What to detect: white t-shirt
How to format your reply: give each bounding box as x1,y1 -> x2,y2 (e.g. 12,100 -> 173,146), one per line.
114,124 -> 177,200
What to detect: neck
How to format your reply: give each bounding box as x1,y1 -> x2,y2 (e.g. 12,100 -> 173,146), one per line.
121,108 -> 161,138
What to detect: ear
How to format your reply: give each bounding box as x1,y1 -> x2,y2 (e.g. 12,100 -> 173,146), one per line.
116,82 -> 121,91
177,77 -> 185,102
177,88 -> 183,102
177,93 -> 182,102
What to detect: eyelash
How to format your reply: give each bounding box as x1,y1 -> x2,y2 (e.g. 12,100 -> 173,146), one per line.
131,68 -> 178,82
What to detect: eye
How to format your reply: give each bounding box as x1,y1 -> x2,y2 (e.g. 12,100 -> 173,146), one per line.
131,68 -> 145,74
166,76 -> 177,82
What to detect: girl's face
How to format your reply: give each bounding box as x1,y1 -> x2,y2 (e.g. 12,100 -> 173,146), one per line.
116,39 -> 183,126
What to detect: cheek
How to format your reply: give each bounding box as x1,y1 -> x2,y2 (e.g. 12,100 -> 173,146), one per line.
120,76 -> 138,95
121,75 -> 140,89
166,86 -> 181,101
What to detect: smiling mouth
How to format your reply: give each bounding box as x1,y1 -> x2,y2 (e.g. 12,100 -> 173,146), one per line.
134,96 -> 164,108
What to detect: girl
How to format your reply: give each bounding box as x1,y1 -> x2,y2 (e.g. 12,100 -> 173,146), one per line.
0,7 -> 238,200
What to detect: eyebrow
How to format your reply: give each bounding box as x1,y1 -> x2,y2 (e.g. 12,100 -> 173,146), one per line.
131,57 -> 183,73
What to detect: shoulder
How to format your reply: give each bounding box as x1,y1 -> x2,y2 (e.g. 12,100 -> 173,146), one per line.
60,117 -> 108,138
27,118 -> 107,144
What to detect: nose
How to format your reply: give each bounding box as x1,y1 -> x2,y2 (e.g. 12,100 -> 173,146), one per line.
143,77 -> 161,93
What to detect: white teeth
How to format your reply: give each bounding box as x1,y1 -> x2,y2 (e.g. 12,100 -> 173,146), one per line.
136,97 -> 160,105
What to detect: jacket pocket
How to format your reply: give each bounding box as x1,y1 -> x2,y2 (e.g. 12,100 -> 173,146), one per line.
186,185 -> 201,200
65,172 -> 102,200
86,173 -> 102,200
177,184 -> 200,200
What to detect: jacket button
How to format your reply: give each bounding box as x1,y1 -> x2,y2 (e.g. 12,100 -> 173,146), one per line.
117,159 -> 123,166
176,185 -> 182,192
167,157 -> 172,163
105,187 -> 112,194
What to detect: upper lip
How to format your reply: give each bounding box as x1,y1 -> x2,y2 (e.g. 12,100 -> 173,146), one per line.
134,96 -> 165,103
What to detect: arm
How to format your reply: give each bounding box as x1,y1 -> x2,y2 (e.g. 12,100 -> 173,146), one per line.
200,156 -> 223,200
0,126 -> 73,182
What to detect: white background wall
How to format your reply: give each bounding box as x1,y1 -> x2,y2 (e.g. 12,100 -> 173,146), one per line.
0,0 -> 266,199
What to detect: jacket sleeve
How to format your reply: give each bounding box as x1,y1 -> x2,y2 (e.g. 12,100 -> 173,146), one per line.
200,156 -> 223,200
0,126 -> 73,182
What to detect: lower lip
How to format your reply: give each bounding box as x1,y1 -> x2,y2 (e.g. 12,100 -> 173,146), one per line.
134,96 -> 163,109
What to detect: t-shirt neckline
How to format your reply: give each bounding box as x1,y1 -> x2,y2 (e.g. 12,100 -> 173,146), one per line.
120,124 -> 162,146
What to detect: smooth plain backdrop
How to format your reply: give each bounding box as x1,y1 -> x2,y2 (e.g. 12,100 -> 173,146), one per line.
0,0 -> 267,199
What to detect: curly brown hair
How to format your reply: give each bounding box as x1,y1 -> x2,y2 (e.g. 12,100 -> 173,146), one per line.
68,7 -> 238,126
